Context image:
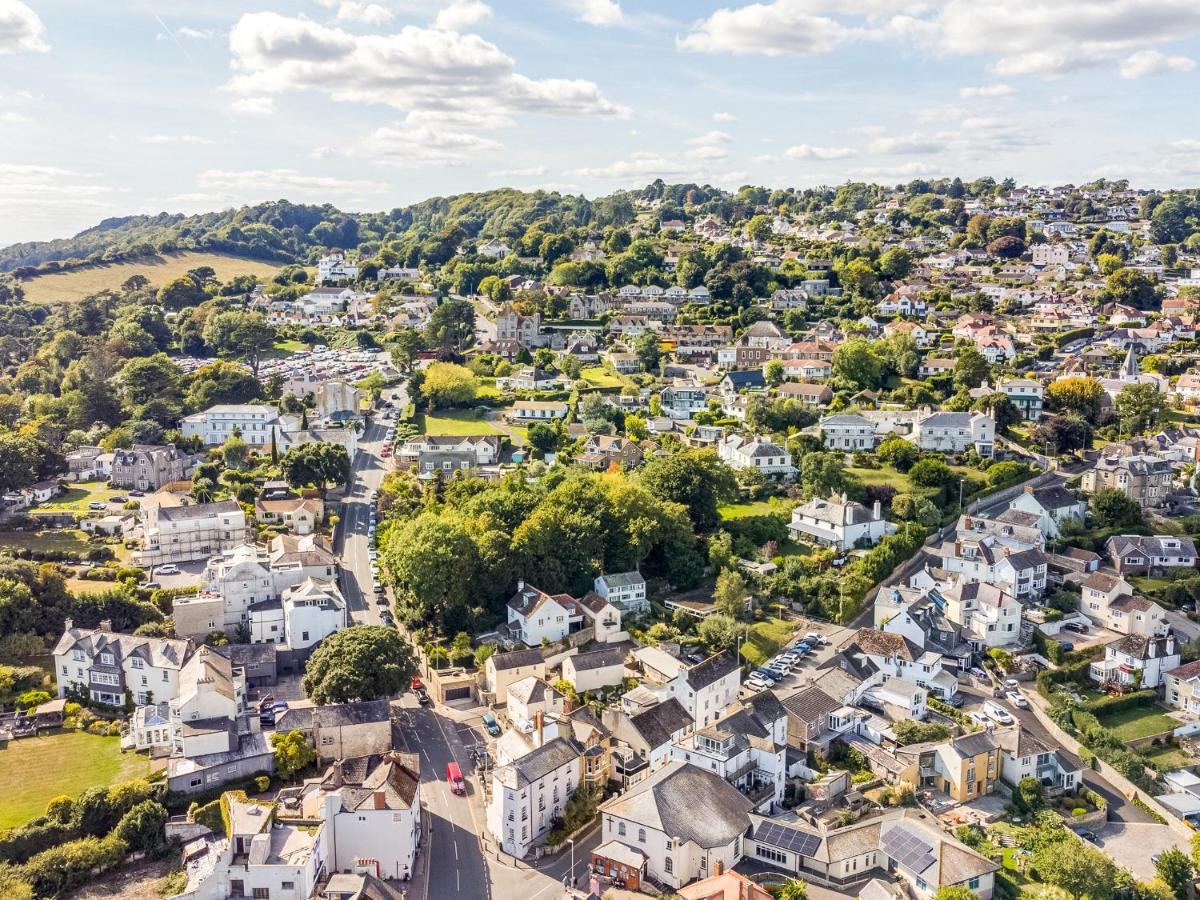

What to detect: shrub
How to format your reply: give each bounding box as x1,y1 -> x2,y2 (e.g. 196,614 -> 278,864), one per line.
112,800 -> 168,855
19,833 -> 127,898
188,799 -> 223,836
254,775 -> 270,793
1071,807 -> 1087,817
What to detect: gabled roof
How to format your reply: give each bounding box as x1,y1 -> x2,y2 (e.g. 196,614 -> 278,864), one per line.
629,698 -> 694,749
686,652 -> 740,690
781,686 -> 841,723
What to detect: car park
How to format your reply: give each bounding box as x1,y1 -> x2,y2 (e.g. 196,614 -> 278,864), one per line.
752,669 -> 777,686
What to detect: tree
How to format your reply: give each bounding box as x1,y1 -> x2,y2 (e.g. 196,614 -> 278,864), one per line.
697,613 -> 743,651
953,345 -> 989,391
302,626 -> 418,704
527,422 -> 558,455
421,362 -> 477,409
282,442 -> 351,491
832,339 -> 882,390
1033,836 -> 1117,899
932,888 -> 977,900
745,214 -> 773,242
776,879 -> 809,900
383,513 -> 479,627
120,353 -> 182,408
877,437 -> 919,472
271,729 -> 317,779
157,275 -> 206,309
1154,848 -> 1193,900
640,450 -> 738,531
221,435 -> 250,470
1106,268 -> 1159,310
1045,377 -> 1105,423
987,235 -> 1026,258
878,247 -> 913,280
837,258 -> 879,298
185,360 -> 262,409
1089,487 -> 1144,530
633,331 -> 661,373
799,452 -> 846,499
764,358 -> 784,387
112,799 -> 168,854
425,298 -> 476,352
714,569 -> 747,618
202,311 -> 276,377
910,457 -> 954,488
390,329 -> 424,373
894,720 -> 951,744
1116,382 -> 1165,435
892,493 -> 940,526
972,393 -> 1019,430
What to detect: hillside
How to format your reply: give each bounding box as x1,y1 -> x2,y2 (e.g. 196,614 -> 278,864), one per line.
16,251 -> 288,303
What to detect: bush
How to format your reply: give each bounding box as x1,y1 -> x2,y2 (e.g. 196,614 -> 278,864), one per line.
1082,689 -> 1158,716
1071,807 -> 1087,817
19,833 -> 127,898
254,775 -> 270,793
188,798 -> 223,836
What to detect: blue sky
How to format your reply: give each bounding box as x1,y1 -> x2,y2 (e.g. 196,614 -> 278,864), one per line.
2,0 -> 1200,246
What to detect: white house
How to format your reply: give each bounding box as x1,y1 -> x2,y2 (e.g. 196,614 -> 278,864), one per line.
563,646 -> 628,693
996,725 -> 1082,797
594,571 -> 648,615
912,410 -> 995,457
1007,483 -> 1087,539
716,434 -> 795,479
134,498 -> 252,567
596,761 -> 753,889
997,378 -> 1045,421
505,582 -> 583,646
1090,633 -> 1180,690
788,494 -> 887,551
317,253 -> 359,283
506,400 -> 569,422
486,736 -> 581,858
660,652 -> 742,727
1079,570 -> 1167,636
248,577 -> 347,654
54,619 -> 192,707
820,414 -> 879,451
181,404 -> 291,447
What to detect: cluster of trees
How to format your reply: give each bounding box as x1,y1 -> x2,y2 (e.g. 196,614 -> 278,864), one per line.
302,626 -> 418,705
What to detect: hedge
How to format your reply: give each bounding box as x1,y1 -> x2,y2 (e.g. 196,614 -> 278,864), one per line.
1081,689 -> 1158,716
165,772 -> 272,813
18,833 -> 127,898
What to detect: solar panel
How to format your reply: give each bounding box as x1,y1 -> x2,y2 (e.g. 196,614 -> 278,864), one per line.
881,825 -> 935,872
755,821 -> 821,858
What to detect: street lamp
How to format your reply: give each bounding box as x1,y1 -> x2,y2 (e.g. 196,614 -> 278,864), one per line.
568,838 -> 576,894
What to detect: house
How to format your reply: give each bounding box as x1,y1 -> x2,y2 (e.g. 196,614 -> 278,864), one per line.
995,725 -> 1082,796
836,628 -> 949,713
485,648 -> 548,706
507,400 -> 569,422
478,238 -> 512,258
247,577 -> 347,666
932,528 -> 1048,603
1007,483 -> 1087,539
1082,454 -> 1173,508
1079,570 -> 1167,636
896,730 -> 1003,803
743,809 -> 997,898
781,685 -> 852,751
662,652 -> 742,727
596,761 -> 753,889
1165,659 -> 1200,716
1090,633 -> 1180,690
716,434 -> 795,479
54,618 -> 192,706
395,434 -> 501,468
594,571 -> 648,616
775,382 -> 833,408
66,445 -> 109,481
563,646 -> 628,693
918,358 -> 956,378
678,868 -> 772,900
821,414 -> 879,451
180,404 -> 291,447
288,751 -> 422,881
719,370 -> 766,397
997,378 -> 1045,421
660,382 -> 709,419
111,444 -> 195,492
317,252 -> 359,282
506,582 -> 584,646
496,303 -> 541,346
578,434 -> 644,470
912,410 -> 995,457
937,578 -> 1023,649
604,698 -> 694,785
486,736 -> 581,857
274,699 -> 394,763
254,494 -> 324,535
134,496 -> 252,567
1106,534 -> 1198,576
788,494 -> 887,551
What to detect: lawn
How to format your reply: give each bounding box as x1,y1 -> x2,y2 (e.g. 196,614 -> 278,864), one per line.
719,498 -> 795,520
740,617 -> 795,667
271,339 -> 308,354
0,731 -> 150,828
845,465 -> 939,500
1140,743 -> 1196,772
1094,703 -> 1180,741
579,367 -> 625,389
419,409 -> 504,436
37,481 -> 126,513
18,251 -> 288,304
0,528 -> 96,555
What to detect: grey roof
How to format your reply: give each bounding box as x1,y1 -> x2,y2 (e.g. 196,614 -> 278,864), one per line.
781,686 -> 841,724
1002,548 -> 1047,571
629,699 -> 694,749
568,646 -> 627,672
496,737 -> 580,789
599,761 -> 753,849
276,699 -> 391,733
597,571 -> 644,588
158,499 -> 242,522
1108,534 -> 1198,561
489,648 -> 545,672
951,730 -> 1000,758
686,652 -> 740,690
723,370 -> 766,389
53,624 -> 192,670
1026,485 -> 1084,511
919,412 -> 974,428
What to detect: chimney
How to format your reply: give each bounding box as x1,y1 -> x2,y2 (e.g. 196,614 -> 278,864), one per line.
373,791 -> 387,810
99,619 -> 113,633
872,500 -> 881,520
563,692 -> 574,715
517,579 -> 525,592
714,859 -> 724,877
64,617 -> 73,632
1024,484 -> 1035,494
535,710 -> 543,747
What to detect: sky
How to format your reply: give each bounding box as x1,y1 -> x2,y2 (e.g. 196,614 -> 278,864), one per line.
2,0 -> 1200,246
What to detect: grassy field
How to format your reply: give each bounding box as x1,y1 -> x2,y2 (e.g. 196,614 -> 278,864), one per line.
1140,742 -> 1195,772
0,731 -> 150,828
740,618 -> 795,667
18,251 -> 287,303
476,378 -> 501,400
271,339 -> 308,354
1095,703 -> 1179,741
419,409 -> 505,436
580,367 -> 625,389
37,481 -> 126,513
0,528 -> 96,555
719,498 -> 795,520
845,464 -> 938,499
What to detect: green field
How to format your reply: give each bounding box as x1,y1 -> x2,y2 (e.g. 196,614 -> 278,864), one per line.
419,409 -> 504,436
580,367 -> 625,389
719,498 -> 796,520
37,481 -> 126,513
18,251 -> 288,303
1095,704 -> 1179,741
1140,742 -> 1195,772
0,731 -> 150,828
0,528 -> 95,555
740,618 -> 795,667
476,378 -> 501,400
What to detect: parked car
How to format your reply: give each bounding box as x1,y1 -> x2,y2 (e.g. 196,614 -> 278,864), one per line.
87,501 -> 106,510
415,689 -> 432,706
805,632 -> 828,646
746,676 -> 771,692
156,564 -> 180,576
969,666 -> 988,679
128,489 -> 144,497
142,581 -> 161,591
969,711 -> 990,726
1003,678 -> 1020,690
1006,690 -> 1029,709
795,642 -> 812,654
1064,622 -> 1089,633
109,496 -> 127,504
983,701 -> 1014,725
482,713 -> 501,737
944,693 -> 965,708
1058,641 -> 1075,652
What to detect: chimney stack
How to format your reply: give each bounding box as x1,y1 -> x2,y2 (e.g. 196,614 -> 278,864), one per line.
872,499 -> 881,520
714,859 -> 724,876
535,710 -> 543,747
64,617 -> 73,632
99,619 -> 113,632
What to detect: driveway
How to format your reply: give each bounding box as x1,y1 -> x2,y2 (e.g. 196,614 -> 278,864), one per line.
1089,822 -> 1188,881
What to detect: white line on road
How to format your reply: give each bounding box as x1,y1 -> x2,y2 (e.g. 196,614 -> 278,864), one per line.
454,840 -> 459,860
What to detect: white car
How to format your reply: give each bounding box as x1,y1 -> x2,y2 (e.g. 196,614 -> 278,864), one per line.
984,701 -> 1014,725
156,564 -> 180,576
969,711 -> 990,726
1006,690 -> 1029,709
1002,678 -> 1020,690
745,675 -> 771,692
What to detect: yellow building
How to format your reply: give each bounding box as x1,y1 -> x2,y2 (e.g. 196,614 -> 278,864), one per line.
896,730 -> 1002,802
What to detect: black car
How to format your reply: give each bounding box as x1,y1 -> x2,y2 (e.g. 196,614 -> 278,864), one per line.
944,693 -> 965,708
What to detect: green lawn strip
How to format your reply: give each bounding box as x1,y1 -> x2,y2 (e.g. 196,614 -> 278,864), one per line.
0,528 -> 96,555
37,481 -> 125,513
719,499 -> 795,520
0,731 -> 150,829
1094,704 -> 1179,741
579,367 -> 625,389
739,618 -> 794,668
418,409 -> 504,436
1139,743 -> 1195,772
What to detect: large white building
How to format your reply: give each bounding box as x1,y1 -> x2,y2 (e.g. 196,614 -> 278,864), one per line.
486,736 -> 582,858
912,410 -> 995,457
54,619 -> 193,707
820,414 -> 879,451
594,571 -> 648,615
716,434 -> 795,479
660,652 -> 742,728
788,494 -> 887,551
134,498 -> 251,567
248,577 -> 347,654
317,252 -> 359,283
181,404 -> 293,447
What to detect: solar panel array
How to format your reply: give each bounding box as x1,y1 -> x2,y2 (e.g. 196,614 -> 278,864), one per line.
881,825 -> 936,873
754,821 -> 821,858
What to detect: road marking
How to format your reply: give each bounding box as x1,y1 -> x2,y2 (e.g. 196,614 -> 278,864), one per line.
454,840 -> 459,860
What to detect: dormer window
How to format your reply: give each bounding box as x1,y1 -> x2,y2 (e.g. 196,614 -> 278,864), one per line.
131,658 -> 143,669
100,653 -> 115,666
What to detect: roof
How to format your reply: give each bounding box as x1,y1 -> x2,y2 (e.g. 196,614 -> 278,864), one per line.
158,499 -> 243,522
276,699 -> 391,732
53,623 -> 192,670
1024,484 -> 1084,511
723,370 -> 766,389
629,698 -> 693,749
567,646 -> 626,672
839,627 -> 921,662
951,730 -> 1000,758
495,737 -> 580,789
1168,658 -> 1200,681
488,647 -> 545,672
597,570 -> 644,588
781,686 -> 841,724
686,652 -> 740,690
319,751 -> 420,812
599,761 -> 753,849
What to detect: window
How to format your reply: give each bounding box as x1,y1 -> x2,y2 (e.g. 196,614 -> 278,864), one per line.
281,883 -> 294,890
618,822 -> 626,837
638,828 -> 646,843
664,857 -> 673,875
968,877 -> 980,890
253,888 -> 270,899
131,658 -> 143,669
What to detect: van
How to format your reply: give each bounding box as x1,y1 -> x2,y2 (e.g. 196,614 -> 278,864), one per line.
446,762 -> 466,795
983,700 -> 1014,725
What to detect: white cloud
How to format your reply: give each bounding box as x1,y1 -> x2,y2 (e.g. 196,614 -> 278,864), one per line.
331,118 -> 504,166
177,26 -> 214,40
0,110 -> 29,123
141,133 -> 215,145
196,168 -> 387,205
568,152 -> 690,179
870,133 -> 947,154
0,0 -> 48,54
565,0 -> 624,26
850,161 -> 942,180
489,165 -> 548,177
785,143 -> 856,159
688,144 -> 729,161
227,13 -> 628,119
868,113 -> 1044,158
230,95 -> 274,115
713,111 -> 737,123
678,2 -> 855,56
689,129 -> 732,145
0,164 -> 129,243
432,0 -> 491,31
1119,48 -> 1195,78
335,2 -> 394,25
959,83 -> 1014,97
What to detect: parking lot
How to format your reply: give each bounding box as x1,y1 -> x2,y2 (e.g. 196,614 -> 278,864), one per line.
741,621 -> 853,699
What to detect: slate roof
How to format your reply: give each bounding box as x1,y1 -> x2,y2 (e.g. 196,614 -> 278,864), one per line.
495,737 -> 580,789
781,686 -> 841,724
489,648 -> 545,672
839,627 -> 921,662
276,699 -> 391,732
629,699 -> 693,749
686,652 -> 740,690
568,646 -> 627,672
